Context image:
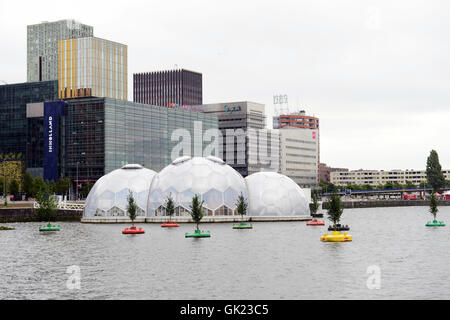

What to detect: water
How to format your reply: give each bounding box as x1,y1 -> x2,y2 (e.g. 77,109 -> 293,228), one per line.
1,206 -> 450,300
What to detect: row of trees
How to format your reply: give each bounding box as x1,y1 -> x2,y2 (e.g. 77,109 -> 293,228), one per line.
1,171 -> 73,201
126,191 -> 249,230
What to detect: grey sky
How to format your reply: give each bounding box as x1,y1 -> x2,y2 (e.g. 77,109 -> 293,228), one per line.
1,0 -> 449,171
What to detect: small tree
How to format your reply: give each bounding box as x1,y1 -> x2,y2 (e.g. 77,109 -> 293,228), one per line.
429,192 -> 438,221
23,171 -> 34,199
165,193 -> 175,222
426,150 -> 446,193
33,177 -> 47,197
126,190 -> 137,226
56,177 -> 71,196
235,192 -> 248,220
327,192 -> 343,231
9,179 -> 19,201
36,189 -> 58,222
189,194 -> 204,231
310,192 -> 320,215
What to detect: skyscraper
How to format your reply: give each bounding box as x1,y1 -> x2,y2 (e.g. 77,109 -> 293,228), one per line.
133,69 -> 202,107
27,19 -> 93,82
58,37 -> 128,100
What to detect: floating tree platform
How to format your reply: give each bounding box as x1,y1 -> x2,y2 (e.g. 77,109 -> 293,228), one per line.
39,223 -> 60,232
307,219 -> 325,226
185,229 -> 211,238
122,226 -> 145,234
0,226 -> 15,231
161,222 -> 179,227
233,222 -> 253,229
321,231 -> 352,242
426,220 -> 445,227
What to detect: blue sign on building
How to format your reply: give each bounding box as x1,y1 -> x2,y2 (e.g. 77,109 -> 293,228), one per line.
43,101 -> 65,182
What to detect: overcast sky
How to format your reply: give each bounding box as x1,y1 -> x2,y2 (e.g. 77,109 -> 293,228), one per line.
1,0 -> 449,171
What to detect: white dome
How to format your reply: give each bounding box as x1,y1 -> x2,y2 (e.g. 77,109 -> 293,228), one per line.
147,157 -> 247,216
245,172 -> 309,216
84,164 -> 157,218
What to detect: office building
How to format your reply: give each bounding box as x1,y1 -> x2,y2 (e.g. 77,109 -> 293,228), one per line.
58,37 -> 127,100
62,97 -> 218,185
273,110 -> 319,129
0,81 -> 59,178
27,19 -> 93,82
133,69 -> 202,106
277,128 -> 319,187
197,101 -> 280,177
273,110 -> 320,187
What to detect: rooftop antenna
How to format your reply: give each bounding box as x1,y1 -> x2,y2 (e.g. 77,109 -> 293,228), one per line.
273,94 -> 289,116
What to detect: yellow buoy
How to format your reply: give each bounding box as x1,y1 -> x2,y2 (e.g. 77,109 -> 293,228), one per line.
320,231 -> 352,242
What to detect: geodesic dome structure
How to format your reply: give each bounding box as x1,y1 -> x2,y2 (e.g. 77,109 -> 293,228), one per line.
83,164 -> 157,218
147,156 -> 248,216
245,172 -> 309,216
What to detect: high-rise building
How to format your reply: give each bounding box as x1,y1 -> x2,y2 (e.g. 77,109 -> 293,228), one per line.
273,110 -> 320,187
196,101 -> 280,177
58,37 -> 128,100
277,128 -> 319,187
27,19 -> 93,82
133,69 -> 202,107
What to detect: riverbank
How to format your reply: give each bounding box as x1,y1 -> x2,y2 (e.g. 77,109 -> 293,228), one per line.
322,199 -> 450,209
0,207 -> 82,223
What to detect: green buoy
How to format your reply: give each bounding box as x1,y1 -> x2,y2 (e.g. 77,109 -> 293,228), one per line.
426,220 -> 445,227
185,229 -> 210,238
232,222 -> 253,229
39,223 -> 61,232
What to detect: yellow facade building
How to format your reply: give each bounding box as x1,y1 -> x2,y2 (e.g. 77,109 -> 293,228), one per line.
58,37 -> 127,100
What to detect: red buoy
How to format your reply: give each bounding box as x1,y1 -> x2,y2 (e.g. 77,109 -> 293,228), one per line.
306,219 -> 325,226
161,222 -> 179,227
122,226 -> 145,234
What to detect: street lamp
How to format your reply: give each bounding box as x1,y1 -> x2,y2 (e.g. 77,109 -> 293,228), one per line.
76,161 -> 79,201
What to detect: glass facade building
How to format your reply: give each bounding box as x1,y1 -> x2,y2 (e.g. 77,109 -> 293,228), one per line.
58,37 -> 127,100
63,97 -> 218,184
27,19 -> 93,82
0,81 -> 58,177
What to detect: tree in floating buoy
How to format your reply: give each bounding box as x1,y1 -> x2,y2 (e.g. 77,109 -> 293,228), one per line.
166,193 -> 175,222
327,192 -> 343,231
127,190 -> 137,226
425,150 -> 446,227
233,192 -> 252,229
161,193 -> 179,227
122,190 -> 145,234
185,194 -> 210,238
36,187 -> 60,232
321,192 -> 351,242
310,192 -> 320,216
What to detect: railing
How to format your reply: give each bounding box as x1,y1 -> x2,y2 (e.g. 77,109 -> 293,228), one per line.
33,201 -> 85,211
